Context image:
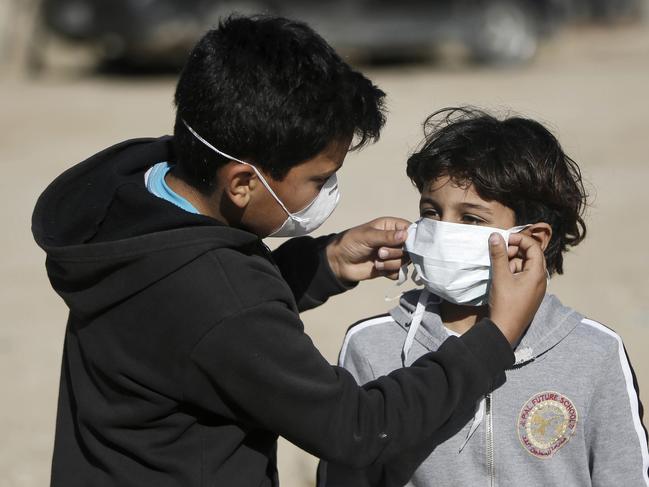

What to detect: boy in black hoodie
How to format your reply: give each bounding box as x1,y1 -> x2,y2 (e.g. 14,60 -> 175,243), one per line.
32,15 -> 548,487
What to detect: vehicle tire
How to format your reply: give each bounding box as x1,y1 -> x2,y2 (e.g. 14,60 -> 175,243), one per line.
467,0 -> 539,66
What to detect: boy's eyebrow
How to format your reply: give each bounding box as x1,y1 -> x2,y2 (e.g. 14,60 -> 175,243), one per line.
460,202 -> 493,214
318,161 -> 344,178
419,196 -> 438,207
419,198 -> 493,214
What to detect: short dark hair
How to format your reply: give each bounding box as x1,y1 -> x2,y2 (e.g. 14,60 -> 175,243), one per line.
406,107 -> 587,275
173,15 -> 386,193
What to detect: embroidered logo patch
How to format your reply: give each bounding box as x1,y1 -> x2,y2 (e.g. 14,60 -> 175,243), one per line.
518,391 -> 578,458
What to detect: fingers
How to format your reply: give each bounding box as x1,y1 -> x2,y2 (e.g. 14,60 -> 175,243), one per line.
362,226 -> 408,249
488,233 -> 511,279
507,244 -> 520,259
489,233 -> 548,346
507,232 -> 537,251
374,254 -> 408,273
507,242 -> 523,273
377,247 -> 403,261
509,258 -> 523,274
352,216 -> 412,250
509,233 -> 546,274
370,216 -> 412,232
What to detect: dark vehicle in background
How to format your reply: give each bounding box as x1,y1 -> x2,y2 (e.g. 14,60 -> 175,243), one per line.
39,0 -> 645,68
568,0 -> 644,21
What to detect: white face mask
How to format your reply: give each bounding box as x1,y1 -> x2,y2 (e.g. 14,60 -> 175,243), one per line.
183,121 -> 341,237
404,218 -> 529,306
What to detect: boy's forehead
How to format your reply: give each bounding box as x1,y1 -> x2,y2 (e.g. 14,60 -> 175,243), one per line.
422,175 -> 503,210
298,156 -> 343,175
287,137 -> 350,177
424,175 -> 477,198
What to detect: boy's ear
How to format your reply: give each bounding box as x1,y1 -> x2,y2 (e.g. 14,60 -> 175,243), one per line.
523,223 -> 553,252
221,163 -> 257,209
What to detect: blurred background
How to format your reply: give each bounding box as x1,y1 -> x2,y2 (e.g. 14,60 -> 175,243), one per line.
1,1 -> 648,486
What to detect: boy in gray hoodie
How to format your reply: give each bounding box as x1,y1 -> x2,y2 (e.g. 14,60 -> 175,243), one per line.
319,108 -> 649,487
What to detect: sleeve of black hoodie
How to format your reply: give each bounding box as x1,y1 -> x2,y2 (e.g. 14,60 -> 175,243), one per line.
271,235 -> 355,312
183,249 -> 514,468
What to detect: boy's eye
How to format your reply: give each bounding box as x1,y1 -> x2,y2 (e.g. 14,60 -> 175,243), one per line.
420,208 -> 440,219
462,214 -> 487,225
313,177 -> 327,188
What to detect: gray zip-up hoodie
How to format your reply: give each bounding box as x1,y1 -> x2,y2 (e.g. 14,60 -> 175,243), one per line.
319,291 -> 649,487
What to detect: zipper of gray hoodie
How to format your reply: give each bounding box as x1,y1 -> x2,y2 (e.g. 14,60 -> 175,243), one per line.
486,393 -> 495,487
483,356 -> 533,487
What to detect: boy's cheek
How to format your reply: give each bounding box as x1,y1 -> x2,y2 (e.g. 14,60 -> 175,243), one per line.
240,201 -> 285,237
281,184 -> 320,213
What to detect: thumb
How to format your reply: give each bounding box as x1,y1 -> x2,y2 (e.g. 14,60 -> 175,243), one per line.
363,226 -> 408,248
488,233 -> 510,279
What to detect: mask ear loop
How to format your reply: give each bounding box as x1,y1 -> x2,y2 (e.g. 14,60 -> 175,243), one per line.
401,288 -> 430,366
459,398 -> 486,453
182,120 -> 307,222
509,223 -> 532,234
385,257 -> 421,301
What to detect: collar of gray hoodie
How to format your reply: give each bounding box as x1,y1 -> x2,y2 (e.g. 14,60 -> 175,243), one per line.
389,290 -> 584,367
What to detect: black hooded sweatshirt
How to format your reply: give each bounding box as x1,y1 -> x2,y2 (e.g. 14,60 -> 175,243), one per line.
32,136 -> 515,487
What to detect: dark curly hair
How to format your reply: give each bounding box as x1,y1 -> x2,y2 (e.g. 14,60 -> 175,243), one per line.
406,107 -> 587,275
173,15 -> 386,194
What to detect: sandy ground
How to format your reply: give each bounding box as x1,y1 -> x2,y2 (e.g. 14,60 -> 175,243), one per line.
1,22 -> 648,487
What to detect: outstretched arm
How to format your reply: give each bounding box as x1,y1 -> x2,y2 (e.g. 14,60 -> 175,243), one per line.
272,217 -> 410,312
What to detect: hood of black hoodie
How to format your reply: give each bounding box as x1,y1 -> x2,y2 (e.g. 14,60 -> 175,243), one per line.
32,136 -> 260,319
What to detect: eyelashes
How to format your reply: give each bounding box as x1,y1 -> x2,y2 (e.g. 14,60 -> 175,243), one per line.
419,209 -> 488,225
